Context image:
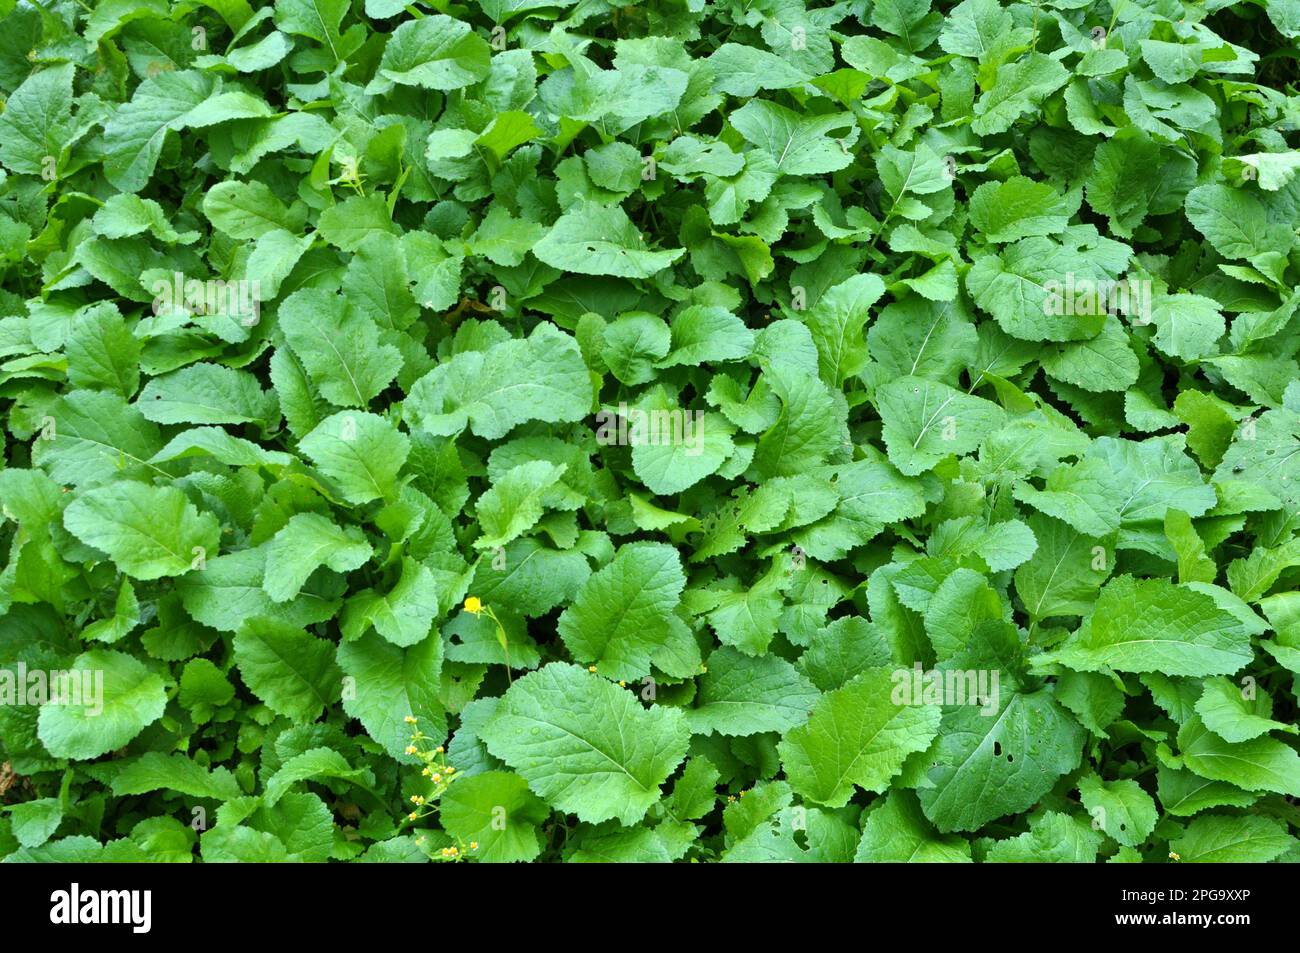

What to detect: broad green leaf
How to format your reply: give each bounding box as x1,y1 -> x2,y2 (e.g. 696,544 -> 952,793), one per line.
376,15 -> 491,90
778,667 -> 941,808
36,650 -> 167,760
337,631 -> 444,761
1038,576 -> 1253,677
533,202 -> 684,279
0,64 -> 75,176
233,617 -> 342,723
1170,814 -> 1295,863
1178,714 -> 1300,797
917,685 -> 1085,832
406,323 -> 592,439
684,647 -> 819,737
1076,774 -> 1158,848
557,542 -> 697,681
63,482 -> 220,580
479,662 -> 690,824
854,790 -> 972,862
877,376 -> 1006,475
439,771 -> 548,863
278,288 -> 403,408
299,411 -> 410,505
263,512 -> 373,602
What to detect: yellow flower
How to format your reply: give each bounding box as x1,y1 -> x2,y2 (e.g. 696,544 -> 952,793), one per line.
408,812 -> 419,821
405,745 -> 418,755
404,715 -> 417,724
445,766 -> 455,774
464,596 -> 483,614
588,665 -> 598,673
434,745 -> 445,754
470,841 -> 479,850
431,773 -> 441,783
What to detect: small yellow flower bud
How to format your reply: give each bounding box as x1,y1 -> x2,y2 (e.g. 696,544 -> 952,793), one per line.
588,665 -> 598,673
405,745 -> 418,755
404,715 -> 417,724
435,745 -> 445,754
464,596 -> 482,614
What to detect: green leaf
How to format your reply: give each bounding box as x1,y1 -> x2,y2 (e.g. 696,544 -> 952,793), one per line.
263,512 -> 373,602
337,631 -> 444,761
730,100 -> 858,176
1077,774 -> 1158,848
971,53 -> 1069,136
474,461 -> 567,550
7,798 -> 64,849
439,771 -> 549,863
533,201 -> 684,279
480,662 -> 690,824
233,617 -> 341,723
203,180 -> 306,239
299,411 -> 410,505
1038,576 -> 1254,677
137,363 -> 278,427
557,542 -> 696,681
0,64 -> 75,176
1186,184 -> 1294,265
855,790 -> 971,862
969,176 -> 1079,242
110,752 -> 243,800
37,650 -> 167,760
1178,714 -> 1300,797
877,375 -> 1006,475
778,667 -> 941,808
279,289 -> 403,408
65,304 -> 141,398
405,323 -> 592,439
917,685 -> 1085,832
32,390 -> 163,488
63,482 -> 220,580
376,15 -> 491,90
1170,814 -> 1295,863
685,647 -> 819,737
342,557 -> 440,647
985,811 -> 1103,863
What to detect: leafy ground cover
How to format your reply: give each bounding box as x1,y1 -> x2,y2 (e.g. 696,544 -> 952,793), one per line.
1,0 -> 1300,863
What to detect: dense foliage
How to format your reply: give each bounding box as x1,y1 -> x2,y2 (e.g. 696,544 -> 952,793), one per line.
1,0 -> 1300,863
